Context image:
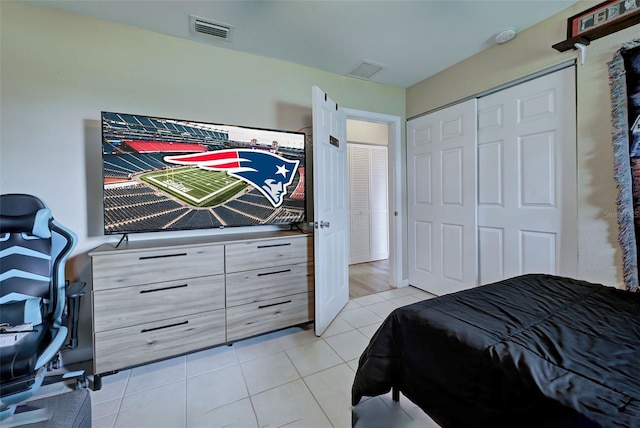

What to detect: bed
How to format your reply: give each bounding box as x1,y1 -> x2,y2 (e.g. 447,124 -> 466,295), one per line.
351,274 -> 640,427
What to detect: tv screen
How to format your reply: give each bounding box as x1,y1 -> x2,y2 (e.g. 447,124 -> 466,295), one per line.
101,111 -> 306,234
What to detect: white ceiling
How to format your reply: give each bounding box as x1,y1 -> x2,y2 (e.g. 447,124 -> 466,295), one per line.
25,0 -> 580,88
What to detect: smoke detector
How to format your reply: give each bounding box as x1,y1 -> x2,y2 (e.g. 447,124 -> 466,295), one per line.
495,27 -> 517,44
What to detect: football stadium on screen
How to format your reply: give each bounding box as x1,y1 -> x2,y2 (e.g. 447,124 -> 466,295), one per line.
101,112 -> 306,234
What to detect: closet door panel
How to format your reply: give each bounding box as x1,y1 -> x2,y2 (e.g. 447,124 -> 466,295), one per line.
370,146 -> 389,261
477,67 -> 576,283
478,141 -> 503,206
348,144 -> 371,264
519,132 -> 556,207
415,221 -> 433,273
407,99 -> 477,295
348,144 -> 389,264
520,230 -> 556,274
478,226 -> 504,285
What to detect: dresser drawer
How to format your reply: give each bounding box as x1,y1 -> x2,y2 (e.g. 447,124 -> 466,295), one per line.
93,275 -> 224,332
94,309 -> 225,373
92,244 -> 224,290
226,263 -> 313,307
225,236 -> 311,273
226,292 -> 314,342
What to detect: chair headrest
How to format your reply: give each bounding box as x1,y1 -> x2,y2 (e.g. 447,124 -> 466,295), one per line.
0,194 -> 52,239
0,209 -> 52,239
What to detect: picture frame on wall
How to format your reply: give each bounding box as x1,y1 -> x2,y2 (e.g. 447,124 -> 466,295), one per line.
567,0 -> 640,38
552,0 -> 640,51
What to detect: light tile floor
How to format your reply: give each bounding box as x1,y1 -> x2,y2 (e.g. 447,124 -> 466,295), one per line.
84,286 -> 441,427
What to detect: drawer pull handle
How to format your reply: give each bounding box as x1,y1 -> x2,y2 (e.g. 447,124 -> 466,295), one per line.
140,284 -> 188,294
139,253 -> 187,260
141,320 -> 188,333
258,300 -> 292,309
257,269 -> 291,277
257,243 -> 291,249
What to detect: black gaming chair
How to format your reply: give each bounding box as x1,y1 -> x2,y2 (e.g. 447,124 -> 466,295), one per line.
0,194 -> 86,424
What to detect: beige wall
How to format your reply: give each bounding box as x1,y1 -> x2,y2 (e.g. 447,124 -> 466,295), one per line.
407,1 -> 637,287
347,119 -> 389,145
0,1 -> 405,257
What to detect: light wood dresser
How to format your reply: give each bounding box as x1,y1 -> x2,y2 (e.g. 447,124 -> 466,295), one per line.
89,231 -> 313,388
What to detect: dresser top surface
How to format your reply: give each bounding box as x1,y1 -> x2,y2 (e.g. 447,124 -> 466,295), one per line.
89,230 -> 311,256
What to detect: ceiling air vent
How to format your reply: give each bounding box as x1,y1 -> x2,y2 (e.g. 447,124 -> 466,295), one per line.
346,60 -> 386,80
190,16 -> 233,42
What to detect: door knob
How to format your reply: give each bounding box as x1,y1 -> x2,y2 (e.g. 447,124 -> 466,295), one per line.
320,221 -> 330,228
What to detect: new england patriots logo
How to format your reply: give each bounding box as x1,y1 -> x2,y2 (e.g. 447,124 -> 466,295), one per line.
164,149 -> 300,208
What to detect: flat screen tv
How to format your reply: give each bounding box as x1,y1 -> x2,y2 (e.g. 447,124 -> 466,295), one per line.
101,111 -> 307,235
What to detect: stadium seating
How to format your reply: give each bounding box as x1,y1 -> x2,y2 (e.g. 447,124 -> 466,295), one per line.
169,209 -> 223,229
212,205 -> 257,226
226,199 -> 276,219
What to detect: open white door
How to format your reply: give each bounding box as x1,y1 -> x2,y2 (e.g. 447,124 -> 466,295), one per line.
312,86 -> 349,336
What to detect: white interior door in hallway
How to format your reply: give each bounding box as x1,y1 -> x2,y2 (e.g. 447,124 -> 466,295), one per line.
477,67 -> 577,285
407,99 -> 478,295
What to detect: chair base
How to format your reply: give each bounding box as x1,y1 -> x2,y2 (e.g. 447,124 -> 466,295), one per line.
0,365 -> 87,423
0,405 -> 51,428
0,367 -> 46,421
1,390 -> 91,428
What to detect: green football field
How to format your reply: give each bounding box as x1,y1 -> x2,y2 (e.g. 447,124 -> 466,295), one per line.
140,167 -> 247,207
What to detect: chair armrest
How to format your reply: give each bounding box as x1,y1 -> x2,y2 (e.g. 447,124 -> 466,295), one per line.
66,281 -> 86,299
65,281 -> 86,350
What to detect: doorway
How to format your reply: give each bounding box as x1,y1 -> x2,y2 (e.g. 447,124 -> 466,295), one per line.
349,259 -> 392,298
345,116 -> 400,298
310,87 -> 402,334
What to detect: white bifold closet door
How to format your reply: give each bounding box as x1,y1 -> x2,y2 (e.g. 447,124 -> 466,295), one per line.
407,67 -> 576,296
348,143 -> 389,265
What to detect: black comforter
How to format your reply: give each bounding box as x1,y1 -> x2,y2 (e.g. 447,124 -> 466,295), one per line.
351,274 -> 640,427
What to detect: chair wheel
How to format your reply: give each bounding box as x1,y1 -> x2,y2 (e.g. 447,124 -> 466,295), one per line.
75,378 -> 89,389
